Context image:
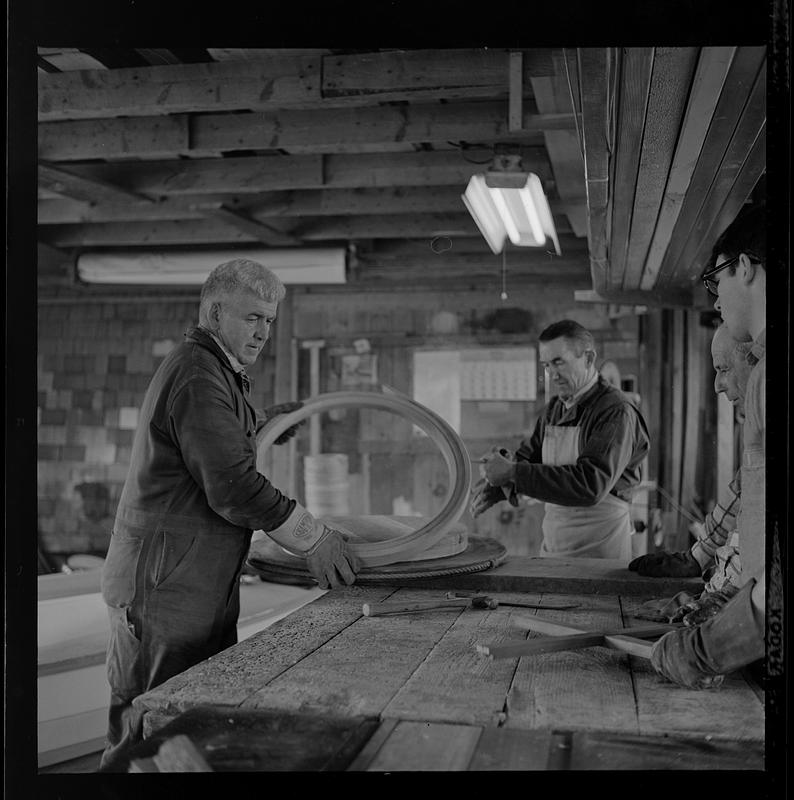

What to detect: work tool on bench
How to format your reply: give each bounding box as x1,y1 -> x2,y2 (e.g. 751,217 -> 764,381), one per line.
444,591 -> 579,611
362,595 -> 498,617
476,617 -> 684,660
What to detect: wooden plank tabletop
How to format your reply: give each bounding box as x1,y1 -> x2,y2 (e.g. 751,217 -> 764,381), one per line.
134,581 -> 764,770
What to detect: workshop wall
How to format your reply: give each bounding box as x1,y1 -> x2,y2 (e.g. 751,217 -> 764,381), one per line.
36,283 -> 643,564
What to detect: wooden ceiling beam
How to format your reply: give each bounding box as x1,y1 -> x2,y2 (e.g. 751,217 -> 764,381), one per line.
37,162 -> 154,205
38,54 -> 322,121
352,265 -> 592,288
293,213 -> 572,240
650,46 -> 767,289
659,62 -> 767,287
39,115 -> 190,161
53,150 -> 552,196
365,234 -> 588,258
357,251 -> 590,274
606,47 -> 655,291
39,212 -> 573,249
39,102 -> 575,162
322,49 -> 555,99
576,48 -> 612,296
530,51 -> 588,237
638,47 -> 737,292
38,49 -> 558,121
189,103 -> 574,156
38,188 -> 587,225
204,205 -> 303,247
618,47 -> 699,292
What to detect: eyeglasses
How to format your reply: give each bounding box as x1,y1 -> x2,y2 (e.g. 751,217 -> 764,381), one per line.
701,251 -> 762,297
701,255 -> 739,297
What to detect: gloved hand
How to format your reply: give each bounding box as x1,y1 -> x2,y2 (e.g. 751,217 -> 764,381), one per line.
480,446 -> 517,488
264,401 -> 306,445
305,523 -> 361,590
650,581 -> 765,690
628,550 -> 701,578
634,591 -> 696,623
470,478 -> 515,518
669,588 -> 736,627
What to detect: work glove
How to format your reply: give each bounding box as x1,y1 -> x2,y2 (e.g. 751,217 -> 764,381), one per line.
628,550 -> 701,578
650,581 -> 765,690
266,502 -> 361,589
480,446 -> 517,488
634,591 -> 696,623
669,587 -> 738,627
305,523 -> 362,590
263,401 -> 306,445
470,478 -> 517,518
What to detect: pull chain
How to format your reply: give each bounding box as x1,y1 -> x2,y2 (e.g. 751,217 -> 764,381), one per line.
500,248 -> 508,301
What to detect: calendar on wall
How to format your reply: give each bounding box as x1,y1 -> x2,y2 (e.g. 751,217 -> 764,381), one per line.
459,348 -> 536,401
412,347 -> 536,435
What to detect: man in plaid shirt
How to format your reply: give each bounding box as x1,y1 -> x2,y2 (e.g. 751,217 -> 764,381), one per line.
631,324 -> 752,625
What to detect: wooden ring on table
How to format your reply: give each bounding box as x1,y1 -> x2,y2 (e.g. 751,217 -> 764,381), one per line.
256,390 -> 472,568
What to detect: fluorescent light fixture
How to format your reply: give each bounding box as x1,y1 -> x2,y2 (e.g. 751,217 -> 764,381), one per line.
77,248 -> 347,285
462,172 -> 561,256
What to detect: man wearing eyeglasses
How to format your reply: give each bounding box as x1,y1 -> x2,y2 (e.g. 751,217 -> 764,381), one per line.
472,319 -> 650,559
650,204 -> 768,689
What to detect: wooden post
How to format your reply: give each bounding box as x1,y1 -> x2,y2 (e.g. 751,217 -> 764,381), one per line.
302,339 -> 325,455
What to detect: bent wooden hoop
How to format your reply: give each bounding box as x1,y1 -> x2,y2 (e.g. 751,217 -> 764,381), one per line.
256,390 -> 472,568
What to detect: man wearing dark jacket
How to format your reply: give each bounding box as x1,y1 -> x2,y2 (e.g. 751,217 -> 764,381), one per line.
99,258 -> 360,769
473,319 -> 650,559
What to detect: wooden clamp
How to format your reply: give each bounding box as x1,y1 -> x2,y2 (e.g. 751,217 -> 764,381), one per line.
476,617 -> 682,660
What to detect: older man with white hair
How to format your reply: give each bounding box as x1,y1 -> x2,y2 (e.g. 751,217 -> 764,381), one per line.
99,259 -> 361,768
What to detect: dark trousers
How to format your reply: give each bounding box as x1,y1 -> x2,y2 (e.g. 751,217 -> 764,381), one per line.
99,594 -> 240,771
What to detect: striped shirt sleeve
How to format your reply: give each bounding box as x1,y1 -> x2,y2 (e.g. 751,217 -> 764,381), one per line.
690,469 -> 741,569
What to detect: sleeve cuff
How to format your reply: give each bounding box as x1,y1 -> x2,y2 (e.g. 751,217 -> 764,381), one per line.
266,502 -> 322,554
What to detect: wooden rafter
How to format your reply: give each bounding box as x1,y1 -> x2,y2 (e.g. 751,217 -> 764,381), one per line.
618,47 -> 699,292
651,46 -> 766,289
39,103 -> 575,162
38,49 -> 557,121
47,149 -> 552,197
38,162 -> 153,205
637,47 -> 737,292
577,48 -> 611,296
204,205 -> 302,247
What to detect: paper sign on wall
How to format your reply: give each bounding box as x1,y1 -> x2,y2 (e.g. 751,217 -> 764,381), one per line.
460,348 -> 536,400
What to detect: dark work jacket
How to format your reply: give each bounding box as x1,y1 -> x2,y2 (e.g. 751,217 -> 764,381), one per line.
513,377 -> 650,506
101,327 -> 294,678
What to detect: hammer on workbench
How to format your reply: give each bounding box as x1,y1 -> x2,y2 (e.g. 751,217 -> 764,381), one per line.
362,595 -> 498,617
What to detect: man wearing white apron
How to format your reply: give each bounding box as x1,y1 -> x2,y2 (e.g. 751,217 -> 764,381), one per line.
473,319 -> 650,561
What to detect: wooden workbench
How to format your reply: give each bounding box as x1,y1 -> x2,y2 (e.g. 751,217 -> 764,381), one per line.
130,557 -> 764,772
